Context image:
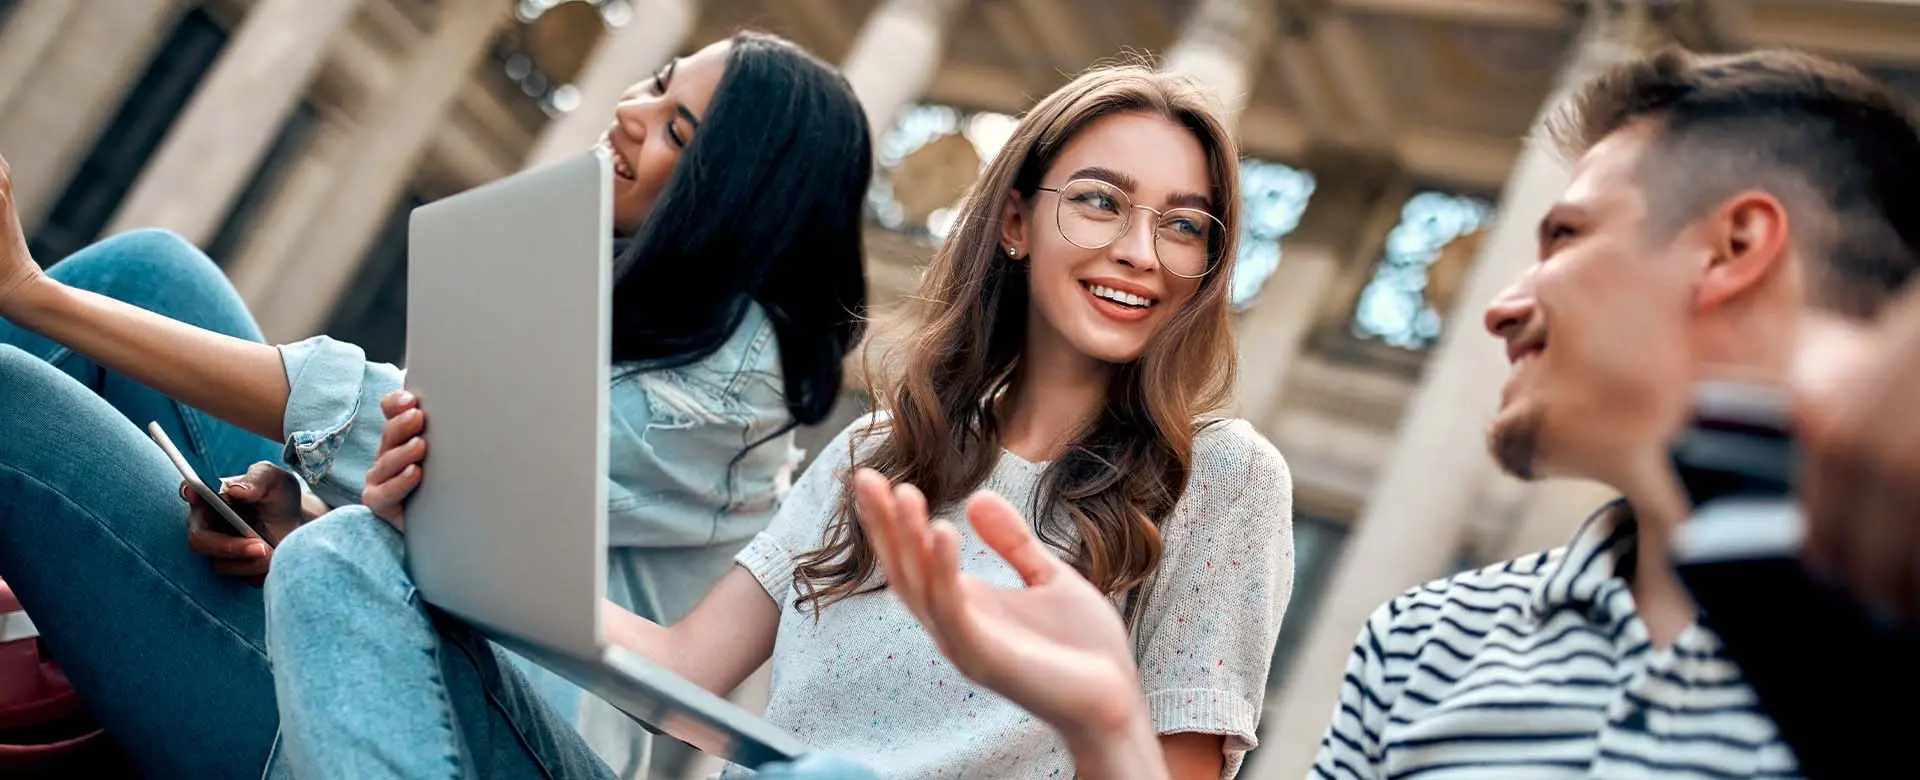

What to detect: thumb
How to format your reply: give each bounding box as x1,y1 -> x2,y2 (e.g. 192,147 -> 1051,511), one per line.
965,490 -> 1063,587
222,478 -> 260,504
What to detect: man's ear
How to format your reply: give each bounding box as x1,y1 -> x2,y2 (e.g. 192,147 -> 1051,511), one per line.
1696,190 -> 1792,310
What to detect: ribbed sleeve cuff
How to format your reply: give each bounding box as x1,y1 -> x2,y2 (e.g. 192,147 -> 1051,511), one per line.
1144,687 -> 1262,778
735,532 -> 795,604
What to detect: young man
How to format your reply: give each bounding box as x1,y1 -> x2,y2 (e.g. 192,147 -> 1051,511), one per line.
848,46 -> 1920,780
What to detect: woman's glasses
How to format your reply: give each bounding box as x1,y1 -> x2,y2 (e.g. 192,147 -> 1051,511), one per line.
1034,179 -> 1224,279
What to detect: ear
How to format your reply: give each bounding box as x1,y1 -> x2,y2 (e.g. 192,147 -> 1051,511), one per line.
1696,190 -> 1792,310
998,192 -> 1030,258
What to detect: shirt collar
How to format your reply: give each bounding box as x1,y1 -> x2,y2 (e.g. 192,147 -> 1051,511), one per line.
1528,498 -> 1638,623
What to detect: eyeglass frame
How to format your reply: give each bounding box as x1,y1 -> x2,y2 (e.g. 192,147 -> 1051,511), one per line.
1033,179 -> 1227,280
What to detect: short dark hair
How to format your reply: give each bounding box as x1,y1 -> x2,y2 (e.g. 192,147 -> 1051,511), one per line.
1547,47 -> 1920,318
610,30 -> 872,425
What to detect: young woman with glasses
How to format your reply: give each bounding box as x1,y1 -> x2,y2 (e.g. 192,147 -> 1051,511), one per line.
0,31 -> 869,778
270,61 -> 1295,779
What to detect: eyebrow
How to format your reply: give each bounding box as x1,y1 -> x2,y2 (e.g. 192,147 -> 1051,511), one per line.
678,105 -> 702,129
1065,166 -> 1214,212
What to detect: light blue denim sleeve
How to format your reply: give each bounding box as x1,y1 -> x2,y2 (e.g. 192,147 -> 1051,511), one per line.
276,336 -> 404,509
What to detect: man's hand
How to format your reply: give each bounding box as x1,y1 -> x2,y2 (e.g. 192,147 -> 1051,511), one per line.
0,154 -> 47,318
850,469 -> 1158,755
184,461 -> 306,587
1796,299 -> 1920,623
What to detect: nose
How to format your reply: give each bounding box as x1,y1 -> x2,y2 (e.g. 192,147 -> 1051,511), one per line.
1111,208 -> 1159,272
611,96 -> 660,146
1483,276 -> 1535,340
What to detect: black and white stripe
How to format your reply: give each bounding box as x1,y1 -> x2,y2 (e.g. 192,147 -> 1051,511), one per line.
1311,503 -> 1801,779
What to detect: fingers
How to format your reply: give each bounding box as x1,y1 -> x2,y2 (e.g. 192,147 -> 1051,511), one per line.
918,520 -> 981,659
364,463 -> 422,523
210,555 -> 273,579
226,462 -> 294,503
186,510 -> 270,561
366,434 -> 428,488
379,406 -> 426,458
380,389 -> 417,420
966,490 -> 1063,587
852,470 -> 918,608
889,482 -> 934,605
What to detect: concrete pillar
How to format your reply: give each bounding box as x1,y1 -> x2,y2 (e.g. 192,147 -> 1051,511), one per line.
524,0 -> 698,170
0,2 -> 76,117
840,0 -> 968,141
252,1 -> 509,341
228,121 -> 351,306
105,0 -> 362,245
1163,0 -> 1277,120
0,0 -> 184,233
1234,153 -> 1398,428
1247,3 -> 1672,777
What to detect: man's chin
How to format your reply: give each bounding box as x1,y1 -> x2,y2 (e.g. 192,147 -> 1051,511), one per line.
1487,404 -> 1543,481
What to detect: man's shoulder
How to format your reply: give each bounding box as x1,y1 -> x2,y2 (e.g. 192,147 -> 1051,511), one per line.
1370,547 -> 1568,641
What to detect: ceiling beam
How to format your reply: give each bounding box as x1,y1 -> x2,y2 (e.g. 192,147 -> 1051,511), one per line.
1014,0 -> 1105,74
1333,0 -> 1568,29
1744,2 -> 1920,66
782,0 -> 860,59
1395,126 -> 1522,190
1309,13 -> 1398,150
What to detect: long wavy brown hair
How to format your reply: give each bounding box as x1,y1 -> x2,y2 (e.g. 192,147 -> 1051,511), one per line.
794,62 -> 1243,615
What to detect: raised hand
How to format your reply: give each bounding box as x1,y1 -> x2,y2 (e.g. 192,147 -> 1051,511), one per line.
0,154 -> 46,317
849,469 -> 1151,748
363,390 -> 428,530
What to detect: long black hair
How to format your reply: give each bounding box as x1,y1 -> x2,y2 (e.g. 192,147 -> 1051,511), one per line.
609,31 -> 871,426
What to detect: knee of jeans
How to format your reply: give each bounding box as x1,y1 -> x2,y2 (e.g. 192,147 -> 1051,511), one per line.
0,343 -> 65,404
51,228 -> 224,293
267,506 -> 408,605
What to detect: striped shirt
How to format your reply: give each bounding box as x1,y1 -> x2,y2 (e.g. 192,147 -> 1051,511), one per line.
1312,502 -> 1802,779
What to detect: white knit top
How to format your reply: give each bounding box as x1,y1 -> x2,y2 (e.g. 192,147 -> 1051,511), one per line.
729,415 -> 1296,779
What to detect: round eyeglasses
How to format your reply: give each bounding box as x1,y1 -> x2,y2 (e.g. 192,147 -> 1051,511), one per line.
1034,178 -> 1225,279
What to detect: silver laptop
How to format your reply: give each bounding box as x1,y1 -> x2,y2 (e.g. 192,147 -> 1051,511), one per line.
403,149 -> 807,768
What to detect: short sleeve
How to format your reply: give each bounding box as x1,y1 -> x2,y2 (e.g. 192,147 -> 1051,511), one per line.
734,414 -> 885,606
277,336 -> 405,509
1131,420 -> 1294,779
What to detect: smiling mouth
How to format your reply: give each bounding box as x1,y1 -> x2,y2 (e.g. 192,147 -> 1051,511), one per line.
598,134 -> 637,181
1082,282 -> 1157,310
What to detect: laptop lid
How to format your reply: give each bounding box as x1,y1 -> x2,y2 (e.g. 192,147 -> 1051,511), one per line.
403,150 -> 612,658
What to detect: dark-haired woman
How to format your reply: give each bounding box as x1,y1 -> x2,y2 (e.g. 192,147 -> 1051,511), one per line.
0,31 -> 869,779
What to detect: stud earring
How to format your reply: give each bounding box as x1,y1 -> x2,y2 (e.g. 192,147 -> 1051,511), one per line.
1006,246 -> 1019,259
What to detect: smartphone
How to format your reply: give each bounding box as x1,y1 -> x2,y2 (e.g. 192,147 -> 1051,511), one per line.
1669,381 -> 1915,778
147,421 -> 269,547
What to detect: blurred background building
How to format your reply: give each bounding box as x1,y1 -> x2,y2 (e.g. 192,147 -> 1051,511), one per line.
1,0 -> 1915,778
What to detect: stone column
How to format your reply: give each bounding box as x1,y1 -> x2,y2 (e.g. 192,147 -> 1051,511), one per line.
105,0 -> 363,245
1162,0 -> 1276,120
0,2 -> 76,117
1234,152 -> 1398,428
840,0 -> 968,141
228,121 -> 352,306
1246,3 -> 1671,777
0,0 -> 184,233
252,2 -> 509,341
524,0 -> 698,170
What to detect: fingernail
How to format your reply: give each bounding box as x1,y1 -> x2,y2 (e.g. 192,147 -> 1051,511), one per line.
397,391 -> 415,405
230,482 -> 250,494
250,542 -> 270,556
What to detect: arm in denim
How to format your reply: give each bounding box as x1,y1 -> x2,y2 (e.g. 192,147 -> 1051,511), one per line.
277,336 -> 404,509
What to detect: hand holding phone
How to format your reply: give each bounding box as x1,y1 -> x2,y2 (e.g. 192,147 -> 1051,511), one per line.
148,422 -> 265,545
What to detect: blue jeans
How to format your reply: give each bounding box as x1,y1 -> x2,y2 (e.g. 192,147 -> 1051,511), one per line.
0,230 -> 285,778
267,509 -> 878,780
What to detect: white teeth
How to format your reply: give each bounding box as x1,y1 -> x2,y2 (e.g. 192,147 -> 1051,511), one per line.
599,137 -> 636,181
1088,284 -> 1155,308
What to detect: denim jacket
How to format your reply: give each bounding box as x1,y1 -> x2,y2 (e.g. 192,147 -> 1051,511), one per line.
275,303 -> 802,551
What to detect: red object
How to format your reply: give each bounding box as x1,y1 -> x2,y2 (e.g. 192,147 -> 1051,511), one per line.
0,578 -> 137,776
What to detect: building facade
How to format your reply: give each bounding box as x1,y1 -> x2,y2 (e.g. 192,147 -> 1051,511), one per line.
2,1 -> 1915,778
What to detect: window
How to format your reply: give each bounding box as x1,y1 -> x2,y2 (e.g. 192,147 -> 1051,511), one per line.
1265,513 -> 1350,692
1232,160 -> 1315,311
323,193 -> 428,366
868,103 -> 1017,244
1350,191 -> 1492,350
207,102 -> 320,266
27,7 -> 227,263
